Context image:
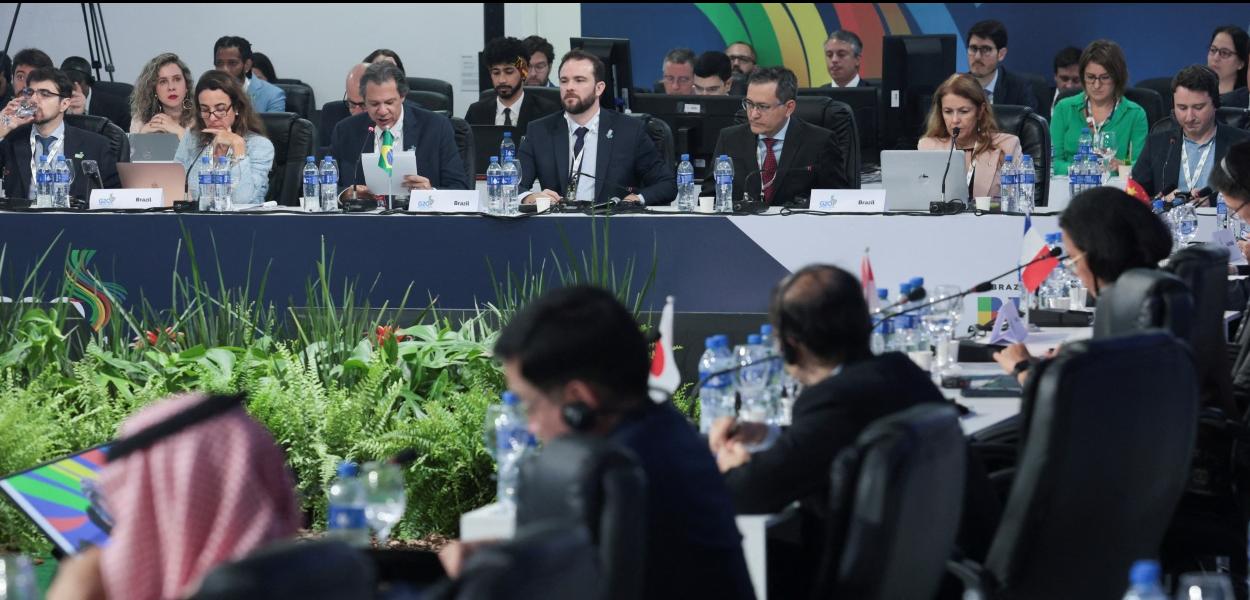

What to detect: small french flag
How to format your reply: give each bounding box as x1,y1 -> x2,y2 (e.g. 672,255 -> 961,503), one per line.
1019,214 -> 1059,293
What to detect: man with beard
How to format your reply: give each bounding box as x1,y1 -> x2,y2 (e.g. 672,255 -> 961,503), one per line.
212,36 -> 285,112
518,49 -> 675,206
523,35 -> 558,88
1132,64 -> 1250,202
965,20 -> 1037,110
0,67 -> 120,199
465,37 -> 558,128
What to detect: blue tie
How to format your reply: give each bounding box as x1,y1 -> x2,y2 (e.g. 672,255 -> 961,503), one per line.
36,135 -> 55,156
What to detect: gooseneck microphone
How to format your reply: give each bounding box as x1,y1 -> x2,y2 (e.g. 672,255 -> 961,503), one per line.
871,285 -> 927,316
81,160 -> 104,194
940,126 -> 961,202
341,125 -> 376,204
1157,136 -> 1177,198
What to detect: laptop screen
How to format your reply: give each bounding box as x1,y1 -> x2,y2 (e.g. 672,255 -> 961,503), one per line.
0,445 -> 112,554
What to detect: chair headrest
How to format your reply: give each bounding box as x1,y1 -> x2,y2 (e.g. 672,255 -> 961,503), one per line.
1093,268 -> 1194,341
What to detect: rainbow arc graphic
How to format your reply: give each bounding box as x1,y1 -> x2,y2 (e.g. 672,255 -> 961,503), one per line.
65,249 -> 127,331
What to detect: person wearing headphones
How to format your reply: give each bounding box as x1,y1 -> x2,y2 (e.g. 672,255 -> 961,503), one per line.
710,265 -> 1000,595
439,285 -> 754,600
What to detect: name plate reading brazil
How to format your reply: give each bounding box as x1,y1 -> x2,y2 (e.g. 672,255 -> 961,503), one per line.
407,190 -> 480,213
808,189 -> 886,213
89,189 -> 164,210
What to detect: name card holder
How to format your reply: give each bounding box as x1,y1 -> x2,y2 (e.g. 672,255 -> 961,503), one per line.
407,190 -> 481,213
808,189 -> 886,213
89,189 -> 164,210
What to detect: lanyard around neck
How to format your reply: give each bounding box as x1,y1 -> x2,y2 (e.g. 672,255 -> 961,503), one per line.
1181,138 -> 1214,191
1084,98 -> 1119,138
29,127 -> 65,178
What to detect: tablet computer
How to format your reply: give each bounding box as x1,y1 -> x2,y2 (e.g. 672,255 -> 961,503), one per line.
0,444 -> 112,554
963,374 -> 1023,398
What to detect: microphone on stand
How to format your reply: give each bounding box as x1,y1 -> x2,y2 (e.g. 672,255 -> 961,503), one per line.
340,126 -> 376,209
871,285 -> 926,316
939,126 -> 960,202
1156,136 -> 1177,199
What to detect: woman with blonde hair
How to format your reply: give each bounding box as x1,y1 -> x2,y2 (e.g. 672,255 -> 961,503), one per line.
918,73 -> 1022,198
130,52 -> 196,139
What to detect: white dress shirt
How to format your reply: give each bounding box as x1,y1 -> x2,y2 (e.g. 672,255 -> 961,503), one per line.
831,74 -> 861,88
565,109 -> 600,202
496,93 -> 525,126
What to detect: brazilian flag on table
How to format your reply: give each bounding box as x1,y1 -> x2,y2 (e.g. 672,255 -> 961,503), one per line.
379,129 -> 394,174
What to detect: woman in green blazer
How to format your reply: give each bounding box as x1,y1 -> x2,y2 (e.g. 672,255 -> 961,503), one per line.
1050,39 -> 1149,175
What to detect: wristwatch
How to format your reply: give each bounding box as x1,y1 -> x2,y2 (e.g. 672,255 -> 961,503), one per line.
1011,359 -> 1032,377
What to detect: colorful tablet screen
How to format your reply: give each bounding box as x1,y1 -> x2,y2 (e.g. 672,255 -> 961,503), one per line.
0,445 -> 112,554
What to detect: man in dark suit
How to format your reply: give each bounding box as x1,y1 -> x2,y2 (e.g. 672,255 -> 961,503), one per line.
523,35 -> 558,89
1132,65 -> 1250,202
1042,46 -> 1084,122
518,49 -> 675,206
60,56 -> 131,131
318,63 -> 367,152
711,265 -> 1000,596
966,20 -> 1038,110
331,62 -> 469,199
705,66 -> 851,207
821,30 -> 873,88
464,37 -> 558,129
0,67 -> 120,199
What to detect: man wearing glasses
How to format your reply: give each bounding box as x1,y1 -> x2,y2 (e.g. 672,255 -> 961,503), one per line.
660,47 -> 696,95
703,67 -> 851,208
965,20 -> 1038,110
317,63 -> 368,152
0,67 -> 120,199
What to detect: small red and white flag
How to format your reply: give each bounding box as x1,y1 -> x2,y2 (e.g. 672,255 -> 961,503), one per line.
1019,215 -> 1059,293
648,295 -> 680,403
861,249 -> 879,311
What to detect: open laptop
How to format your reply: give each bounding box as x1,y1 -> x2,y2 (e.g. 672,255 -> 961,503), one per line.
879,149 -> 969,211
470,125 -> 519,177
118,162 -> 186,205
0,444 -> 113,554
128,133 -> 180,162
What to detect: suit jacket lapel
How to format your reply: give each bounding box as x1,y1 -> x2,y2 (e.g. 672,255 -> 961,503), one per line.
403,105 -> 420,153
14,129 -> 33,197
774,119 -> 805,184
551,116 -> 570,193
594,110 -> 616,201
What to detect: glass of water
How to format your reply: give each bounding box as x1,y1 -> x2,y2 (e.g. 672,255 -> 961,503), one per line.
1176,573 -> 1235,600
0,554 -> 39,599
361,461 -> 407,544
1098,131 -> 1119,172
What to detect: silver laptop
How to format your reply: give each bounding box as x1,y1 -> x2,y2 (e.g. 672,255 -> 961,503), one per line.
117,162 -> 186,205
880,150 -> 969,211
128,133 -> 180,162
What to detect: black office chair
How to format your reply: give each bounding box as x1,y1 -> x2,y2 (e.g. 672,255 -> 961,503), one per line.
274,82 -> 316,120
259,112 -> 316,207
64,113 -> 129,164
952,331 -> 1199,600
1136,77 -> 1175,117
812,403 -> 966,600
189,539 -> 375,600
626,113 -> 676,170
993,105 -> 1051,206
795,96 -> 861,188
448,116 -> 475,184
523,86 -> 561,112
408,77 -> 454,116
407,90 -> 452,116
1016,71 -> 1052,118
1218,106 -> 1250,130
1167,244 -> 1237,414
318,100 -> 349,153
517,433 -> 646,600
426,521 -> 604,600
272,77 -> 306,86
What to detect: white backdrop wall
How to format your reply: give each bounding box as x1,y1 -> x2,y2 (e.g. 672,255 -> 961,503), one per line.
505,3 -> 582,77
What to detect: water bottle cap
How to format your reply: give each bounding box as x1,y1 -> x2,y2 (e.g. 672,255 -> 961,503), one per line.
1045,232 -> 1060,244
900,282 -> 912,294
1173,198 -> 1185,207
502,391 -> 519,406
910,277 -> 924,287
1021,153 -> 1031,161
1004,155 -> 1013,162
705,336 -> 716,349
714,334 -> 730,346
489,156 -> 499,162
877,289 -> 888,299
747,334 -> 761,344
306,156 -> 315,162
1152,199 -> 1165,210
201,156 -> 210,164
681,153 -> 690,161
1128,560 -> 1160,585
1081,127 -> 1090,133
760,324 -> 773,335
336,461 -> 359,477
719,154 -> 729,160
503,131 -> 512,138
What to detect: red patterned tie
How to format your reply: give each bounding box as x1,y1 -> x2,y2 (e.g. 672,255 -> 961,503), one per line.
762,137 -> 778,205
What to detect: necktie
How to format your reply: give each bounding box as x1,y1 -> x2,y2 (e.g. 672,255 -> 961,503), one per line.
570,126 -> 589,199
761,137 -> 778,205
984,88 -> 994,104
36,135 -> 55,156
503,107 -> 513,128
378,129 -> 394,174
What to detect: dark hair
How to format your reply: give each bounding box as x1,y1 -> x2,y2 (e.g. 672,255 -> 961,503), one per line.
358,61 -> 409,99
363,49 -> 405,74
25,67 -> 72,98
1172,64 -> 1221,108
0,52 -> 10,80
967,20 -> 1008,50
250,52 -> 277,82
770,265 -> 872,365
559,49 -> 606,83
494,286 -> 649,407
663,47 -> 696,67
1210,140 -> 1250,202
694,51 -> 732,81
483,36 -> 529,69
1211,25 -> 1249,91
64,68 -> 91,95
13,48 -> 53,71
192,70 -> 266,147
826,30 -> 863,57
1059,188 -> 1172,286
1080,39 -> 1129,100
213,36 -> 253,63
523,35 -> 555,64
60,56 -> 93,86
1053,46 -> 1082,73
747,66 -> 798,103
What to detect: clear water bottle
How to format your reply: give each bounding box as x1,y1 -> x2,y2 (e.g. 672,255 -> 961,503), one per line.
1172,198 -> 1198,247
493,391 -> 528,508
486,156 -> 503,215
713,334 -> 737,415
52,155 -> 71,208
870,321 -> 887,355
759,324 -> 784,424
735,334 -> 771,423
1218,195 -> 1230,230
502,158 -> 520,215
1121,560 -> 1168,600
1069,153 -> 1082,198
214,156 -> 232,211
714,154 -> 734,213
499,131 -> 516,165
197,156 -> 214,210
1018,154 -> 1036,214
301,156 -> 320,212
320,157 -> 339,212
35,156 -> 52,207
1039,233 -> 1068,309
1087,153 -> 1104,189
698,337 -> 729,433
327,461 -> 369,547
1078,127 -> 1093,156
908,277 -> 930,350
1001,155 -> 1017,212
676,153 -> 696,212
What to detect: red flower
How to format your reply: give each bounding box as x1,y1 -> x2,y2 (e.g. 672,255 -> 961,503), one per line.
374,325 -> 410,345
132,327 -> 183,349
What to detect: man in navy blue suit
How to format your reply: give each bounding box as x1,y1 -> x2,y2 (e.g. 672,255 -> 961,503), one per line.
331,62 -> 469,201
518,49 -> 676,206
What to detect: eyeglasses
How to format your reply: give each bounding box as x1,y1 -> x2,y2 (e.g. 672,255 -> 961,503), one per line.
742,99 -> 784,113
19,88 -> 68,99
1084,73 -> 1114,85
198,105 -> 234,119
728,54 -> 756,64
342,94 -> 365,111
967,44 -> 998,56
662,75 -> 692,85
1209,46 -> 1238,60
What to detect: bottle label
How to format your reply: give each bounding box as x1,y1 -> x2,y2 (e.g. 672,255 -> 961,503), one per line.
322,173 -> 338,185
677,173 -> 693,186
501,148 -> 516,163
327,506 -> 366,530
716,174 -> 732,186
304,175 -> 318,186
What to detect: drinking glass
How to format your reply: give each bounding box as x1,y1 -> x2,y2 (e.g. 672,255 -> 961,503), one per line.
922,284 -> 963,374
14,99 -> 35,119
1176,573 -> 1234,600
1098,131 -> 1119,172
361,461 -> 408,544
0,554 -> 38,600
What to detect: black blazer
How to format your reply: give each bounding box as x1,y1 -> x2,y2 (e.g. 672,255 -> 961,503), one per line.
88,91 -> 131,132
463,92 -> 558,130
518,108 -> 676,205
703,117 -> 851,206
0,123 -> 121,199
1221,87 -> 1249,110
330,100 -> 470,191
1129,123 -> 1250,197
319,100 -> 350,152
723,352 -> 1001,562
989,65 -> 1039,111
